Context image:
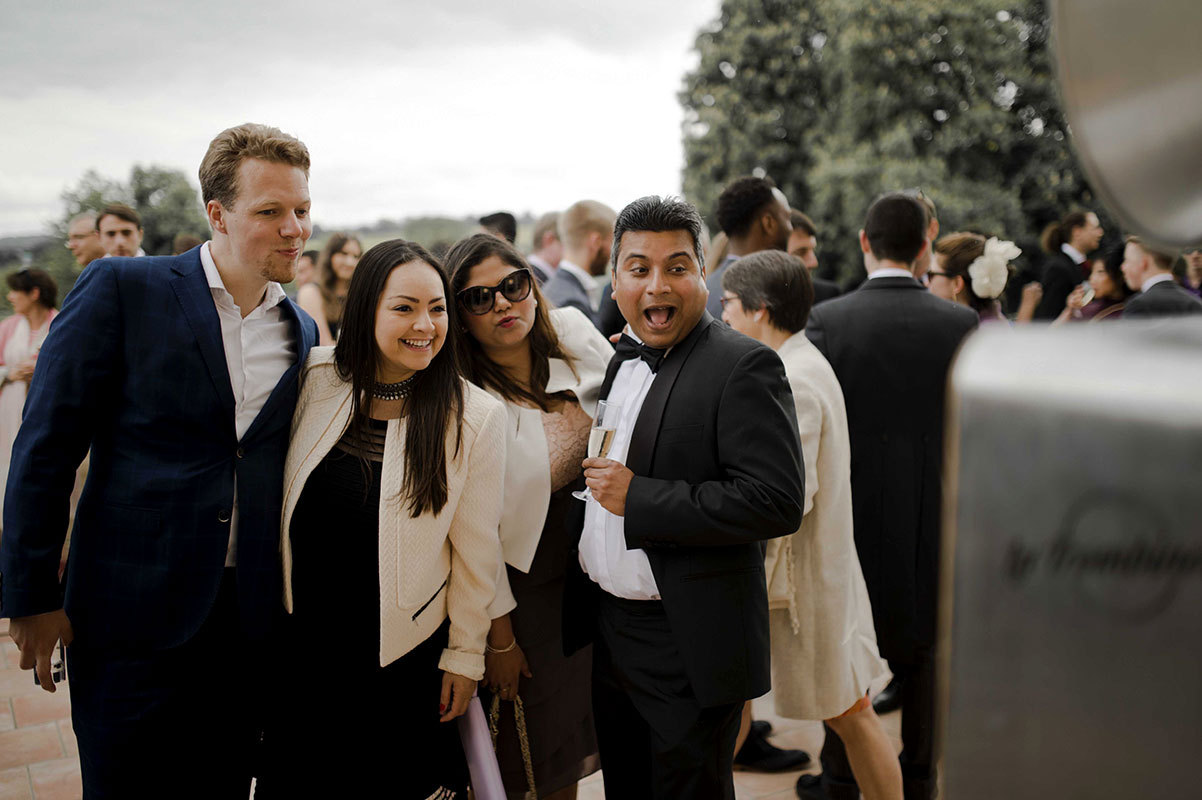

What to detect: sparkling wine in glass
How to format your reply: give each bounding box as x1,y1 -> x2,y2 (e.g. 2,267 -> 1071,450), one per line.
574,400 -> 620,502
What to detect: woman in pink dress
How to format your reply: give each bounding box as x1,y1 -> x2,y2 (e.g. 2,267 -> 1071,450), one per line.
0,269 -> 58,517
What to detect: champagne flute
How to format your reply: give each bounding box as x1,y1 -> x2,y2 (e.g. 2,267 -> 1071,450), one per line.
573,400 -> 621,502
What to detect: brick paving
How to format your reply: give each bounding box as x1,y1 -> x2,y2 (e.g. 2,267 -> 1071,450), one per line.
0,615 -> 899,800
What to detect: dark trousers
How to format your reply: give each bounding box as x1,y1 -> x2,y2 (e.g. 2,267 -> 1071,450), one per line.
67,569 -> 262,800
819,646 -> 938,800
592,593 -> 742,800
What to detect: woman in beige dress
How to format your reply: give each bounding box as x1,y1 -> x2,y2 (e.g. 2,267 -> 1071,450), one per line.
721,251 -> 902,800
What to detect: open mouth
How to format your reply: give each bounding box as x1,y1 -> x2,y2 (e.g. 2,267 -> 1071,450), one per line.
643,305 -> 676,330
402,339 -> 432,351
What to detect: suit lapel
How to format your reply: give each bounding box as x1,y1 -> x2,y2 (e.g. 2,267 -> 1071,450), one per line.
170,254 -> 236,425
624,314 -> 711,476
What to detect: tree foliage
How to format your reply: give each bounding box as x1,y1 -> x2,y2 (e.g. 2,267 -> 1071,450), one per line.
680,0 -> 1105,282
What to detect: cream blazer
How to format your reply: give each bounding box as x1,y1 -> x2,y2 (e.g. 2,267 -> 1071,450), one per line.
281,348 -> 507,681
766,332 -> 887,720
493,307 -> 613,573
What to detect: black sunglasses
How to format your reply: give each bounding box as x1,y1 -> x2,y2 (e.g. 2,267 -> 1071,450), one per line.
457,268 -> 533,315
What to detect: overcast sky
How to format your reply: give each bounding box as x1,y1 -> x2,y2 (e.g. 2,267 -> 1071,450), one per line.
0,0 -> 722,236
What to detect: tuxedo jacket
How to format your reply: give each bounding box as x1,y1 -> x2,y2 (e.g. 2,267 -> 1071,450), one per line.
0,250 -> 318,651
565,312 -> 804,708
813,276 -> 841,306
1034,251 -> 1085,320
1123,280 -> 1202,317
543,268 -> 598,327
806,277 -> 977,663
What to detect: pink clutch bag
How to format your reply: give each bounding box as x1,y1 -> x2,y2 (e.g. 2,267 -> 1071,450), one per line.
457,693 -> 506,800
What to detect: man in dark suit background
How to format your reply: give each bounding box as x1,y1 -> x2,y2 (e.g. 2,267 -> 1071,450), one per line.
569,195 -> 804,799
1120,235 -> 1202,317
0,123 -> 320,798
790,208 -> 840,306
543,199 -> 616,327
704,176 -> 793,317
800,193 -> 977,800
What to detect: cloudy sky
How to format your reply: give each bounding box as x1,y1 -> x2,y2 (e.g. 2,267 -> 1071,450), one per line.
0,0 -> 722,236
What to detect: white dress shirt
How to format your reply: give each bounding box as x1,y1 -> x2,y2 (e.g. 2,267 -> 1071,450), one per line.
867,267 -> 916,280
1140,273 -> 1175,292
1060,242 -> 1086,265
578,331 -> 661,600
557,259 -> 603,310
200,242 -> 295,565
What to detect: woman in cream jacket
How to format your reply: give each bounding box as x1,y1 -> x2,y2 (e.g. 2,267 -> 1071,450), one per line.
258,240 -> 507,800
446,234 -> 612,800
721,251 -> 901,800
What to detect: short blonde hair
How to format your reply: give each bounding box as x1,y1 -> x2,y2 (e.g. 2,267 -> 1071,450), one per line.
558,200 -> 616,251
199,123 -> 310,210
1125,235 -> 1177,271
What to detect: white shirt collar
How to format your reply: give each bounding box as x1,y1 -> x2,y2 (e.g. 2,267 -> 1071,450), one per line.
867,267 -> 916,280
1141,272 -> 1175,291
200,241 -> 287,311
557,259 -> 599,292
1061,242 -> 1086,265
527,253 -> 555,275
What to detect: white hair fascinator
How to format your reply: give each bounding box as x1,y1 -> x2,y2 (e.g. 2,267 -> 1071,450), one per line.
967,237 -> 1021,299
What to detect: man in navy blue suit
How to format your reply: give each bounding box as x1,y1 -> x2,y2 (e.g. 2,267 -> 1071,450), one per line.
0,123 -> 319,798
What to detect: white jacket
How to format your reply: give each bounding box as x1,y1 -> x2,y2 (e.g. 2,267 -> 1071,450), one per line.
281,347 -> 507,680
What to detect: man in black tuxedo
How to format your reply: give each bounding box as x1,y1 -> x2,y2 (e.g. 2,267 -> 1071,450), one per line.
800,193 -> 977,800
568,195 -> 804,799
1120,236 -> 1202,317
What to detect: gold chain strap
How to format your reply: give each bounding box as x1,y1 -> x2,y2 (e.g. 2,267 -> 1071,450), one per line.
488,694 -> 538,799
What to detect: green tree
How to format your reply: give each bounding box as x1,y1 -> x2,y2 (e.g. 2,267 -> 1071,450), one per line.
681,0 -> 1106,283
130,166 -> 209,256
679,0 -> 830,228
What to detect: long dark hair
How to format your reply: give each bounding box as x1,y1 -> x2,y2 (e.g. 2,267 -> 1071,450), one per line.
334,239 -> 464,518
445,234 -> 576,411
317,232 -> 362,325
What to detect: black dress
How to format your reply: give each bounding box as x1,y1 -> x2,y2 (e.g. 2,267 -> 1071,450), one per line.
257,419 -> 468,800
481,402 -> 600,798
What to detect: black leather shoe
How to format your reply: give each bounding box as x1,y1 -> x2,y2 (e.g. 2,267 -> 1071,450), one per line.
750,719 -> 773,738
871,676 -> 904,714
734,726 -> 811,772
796,773 -> 860,800
796,774 -> 829,799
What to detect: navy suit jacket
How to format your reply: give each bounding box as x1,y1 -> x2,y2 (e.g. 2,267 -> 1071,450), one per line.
0,248 -> 318,650
543,268 -> 598,327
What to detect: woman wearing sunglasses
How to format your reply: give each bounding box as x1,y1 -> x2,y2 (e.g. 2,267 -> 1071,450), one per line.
446,234 -> 613,800
258,239 -> 507,799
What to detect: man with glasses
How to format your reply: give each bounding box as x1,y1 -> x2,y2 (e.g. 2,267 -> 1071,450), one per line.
65,213 -> 106,268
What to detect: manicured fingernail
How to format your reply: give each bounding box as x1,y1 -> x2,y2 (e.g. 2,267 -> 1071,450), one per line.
439,704 -> 446,712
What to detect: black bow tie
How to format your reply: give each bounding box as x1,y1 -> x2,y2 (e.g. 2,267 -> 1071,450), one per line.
614,334 -> 667,373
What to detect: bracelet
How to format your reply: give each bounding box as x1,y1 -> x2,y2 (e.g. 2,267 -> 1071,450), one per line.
485,639 -> 518,655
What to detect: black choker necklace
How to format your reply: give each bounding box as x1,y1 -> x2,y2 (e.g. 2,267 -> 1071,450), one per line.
372,374 -> 417,401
